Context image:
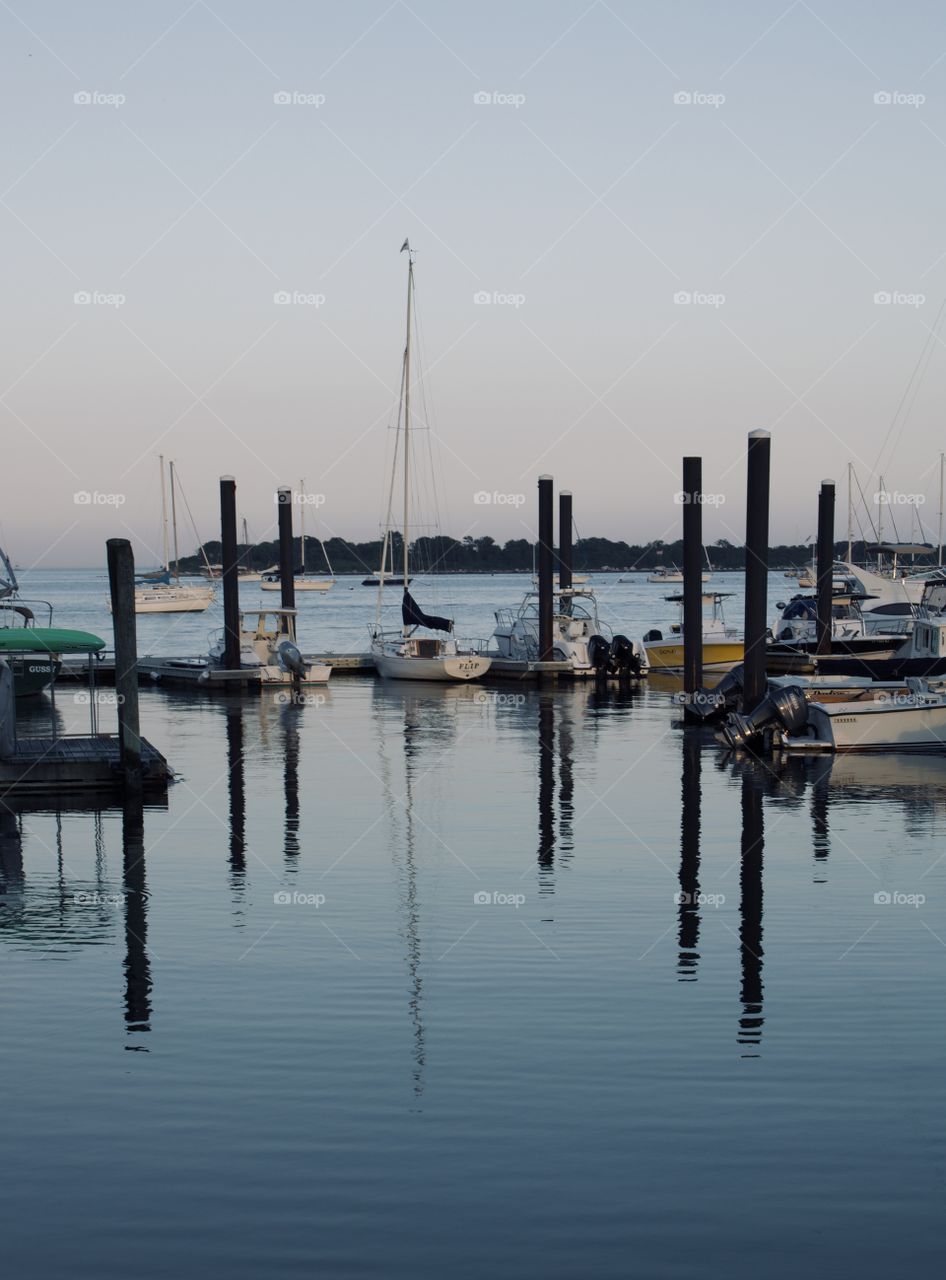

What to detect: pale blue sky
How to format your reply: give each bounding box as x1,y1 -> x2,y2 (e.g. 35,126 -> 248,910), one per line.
3,0 -> 946,566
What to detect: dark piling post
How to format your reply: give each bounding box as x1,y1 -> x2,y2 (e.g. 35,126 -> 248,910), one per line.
816,480 -> 835,657
741,430 -> 771,715
220,476 -> 241,670
277,487 -> 295,611
107,538 -> 142,795
558,490 -> 573,592
537,475 -> 554,662
682,456 -> 703,695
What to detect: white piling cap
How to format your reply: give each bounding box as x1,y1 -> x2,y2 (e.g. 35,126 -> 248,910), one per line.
748,429 -> 771,440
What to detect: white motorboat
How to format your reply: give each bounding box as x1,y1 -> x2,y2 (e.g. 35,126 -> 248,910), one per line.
209,607 -> 331,684
785,678 -> 946,752
370,241 -> 491,682
492,587 -> 647,676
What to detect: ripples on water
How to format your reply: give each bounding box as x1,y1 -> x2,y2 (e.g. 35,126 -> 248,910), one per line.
2,573 -> 945,1278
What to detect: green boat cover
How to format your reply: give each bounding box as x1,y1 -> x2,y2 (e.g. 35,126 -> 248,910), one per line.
0,627 -> 106,654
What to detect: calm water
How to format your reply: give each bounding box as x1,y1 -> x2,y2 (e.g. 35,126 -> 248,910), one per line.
2,572 -> 945,1277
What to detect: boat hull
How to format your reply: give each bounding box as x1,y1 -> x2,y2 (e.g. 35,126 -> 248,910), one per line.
130,587 -> 214,614
10,655 -> 61,697
795,699 -> 946,751
373,649 -> 491,682
260,580 -> 333,592
643,639 -> 744,673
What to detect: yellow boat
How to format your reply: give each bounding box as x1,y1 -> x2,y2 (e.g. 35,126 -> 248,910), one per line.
643,592 -> 744,673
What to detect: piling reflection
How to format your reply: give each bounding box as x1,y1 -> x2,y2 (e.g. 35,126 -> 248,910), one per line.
538,695 -> 555,891
122,797 -> 152,1046
677,733 -> 702,981
281,700 -> 301,867
736,759 -> 766,1053
225,702 -> 246,889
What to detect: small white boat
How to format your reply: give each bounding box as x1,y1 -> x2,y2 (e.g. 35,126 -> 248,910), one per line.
209,607 -> 331,684
370,241 -> 491,683
260,481 -> 334,592
786,678 -> 946,752
492,587 -> 647,675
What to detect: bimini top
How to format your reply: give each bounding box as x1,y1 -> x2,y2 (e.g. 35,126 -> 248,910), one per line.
664,592 -> 734,604
0,627 -> 105,654
866,543 -> 934,557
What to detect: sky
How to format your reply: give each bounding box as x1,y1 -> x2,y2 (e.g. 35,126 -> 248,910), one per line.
2,0 -> 946,568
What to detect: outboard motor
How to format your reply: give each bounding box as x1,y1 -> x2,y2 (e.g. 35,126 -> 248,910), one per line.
718,684 -> 809,750
588,634 -> 611,675
609,634 -> 643,678
276,638 -> 307,678
643,628 -> 663,643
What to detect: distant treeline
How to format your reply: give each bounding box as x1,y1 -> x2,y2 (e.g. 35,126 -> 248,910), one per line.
177,536 -> 941,575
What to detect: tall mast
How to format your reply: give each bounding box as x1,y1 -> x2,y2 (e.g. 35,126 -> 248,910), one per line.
846,461 -> 853,562
939,452 -> 944,568
159,454 -> 170,573
402,246 -> 413,628
299,477 -> 305,579
877,473 -> 884,563
169,460 -> 180,578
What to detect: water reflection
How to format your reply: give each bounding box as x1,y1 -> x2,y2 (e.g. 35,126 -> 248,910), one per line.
677,733 -> 702,981
735,758 -> 766,1054
225,703 -> 246,890
122,797 -> 152,1046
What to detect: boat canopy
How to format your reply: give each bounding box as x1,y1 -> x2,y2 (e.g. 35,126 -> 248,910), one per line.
0,627 -> 105,654
867,543 -> 934,556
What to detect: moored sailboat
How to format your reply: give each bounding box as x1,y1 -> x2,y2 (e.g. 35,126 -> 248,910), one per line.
370,241 -> 491,682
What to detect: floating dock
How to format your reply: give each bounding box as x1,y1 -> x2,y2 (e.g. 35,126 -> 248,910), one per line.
0,734 -> 169,795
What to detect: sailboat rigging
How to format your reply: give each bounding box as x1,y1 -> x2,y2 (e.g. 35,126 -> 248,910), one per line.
128,457 -> 215,613
370,241 -> 491,681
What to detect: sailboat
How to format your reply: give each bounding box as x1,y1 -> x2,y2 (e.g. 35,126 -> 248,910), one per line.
370,241 -> 491,682
261,480 -> 334,592
129,458 -> 215,613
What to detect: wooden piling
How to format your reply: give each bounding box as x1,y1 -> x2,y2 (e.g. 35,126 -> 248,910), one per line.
220,476 -> 241,670
816,480 -> 835,657
558,490 -> 573,592
537,476 -> 554,662
277,486 -> 295,611
106,539 -> 142,795
682,456 -> 703,694
741,431 -> 771,715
